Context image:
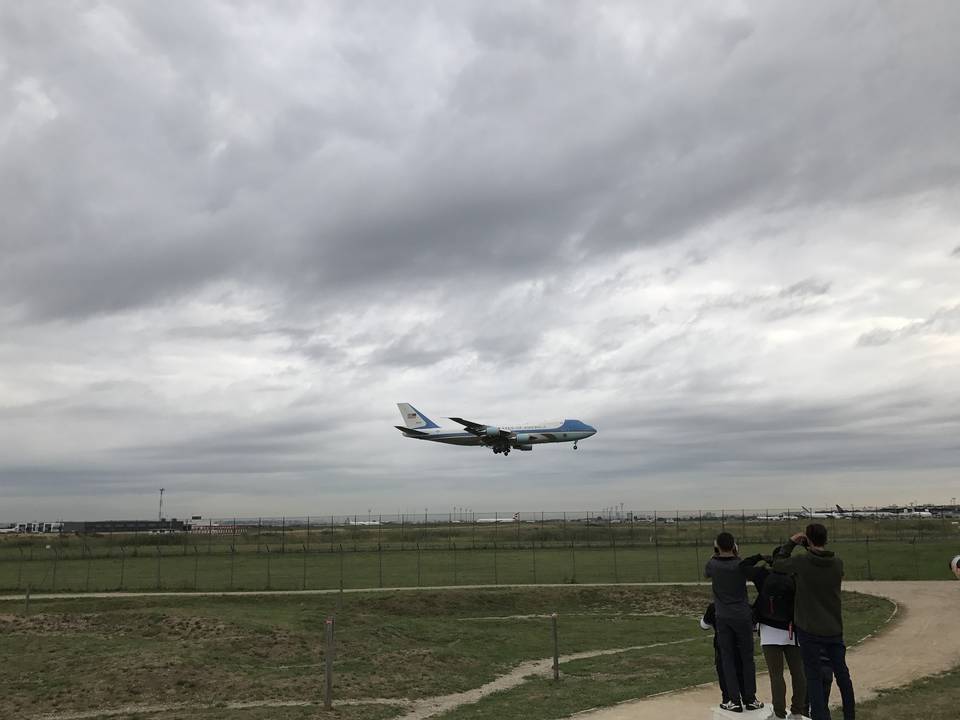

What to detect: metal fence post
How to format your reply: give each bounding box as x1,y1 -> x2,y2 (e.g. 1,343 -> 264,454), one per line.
229,544 -> 235,590
18,547 -> 24,589
51,547 -> 58,591
694,541 -> 701,582
655,536 -> 662,583
452,541 -> 457,585
612,529 -> 619,583
865,536 -> 872,580
193,546 -> 199,590
551,612 -> 560,681
156,545 -> 162,590
339,544 -> 345,602
302,543 -> 308,590
24,585 -> 30,616
569,537 -> 576,583
266,545 -> 272,590
119,546 -> 126,589
416,543 -> 421,587
531,537 -> 537,584
324,617 -> 335,709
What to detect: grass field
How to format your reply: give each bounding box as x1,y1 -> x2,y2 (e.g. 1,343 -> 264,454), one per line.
1,539 -> 956,593
0,585 -> 893,720
858,665 -> 960,720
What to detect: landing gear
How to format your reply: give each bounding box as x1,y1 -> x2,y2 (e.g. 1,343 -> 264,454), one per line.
492,445 -> 511,456
573,441 -> 579,450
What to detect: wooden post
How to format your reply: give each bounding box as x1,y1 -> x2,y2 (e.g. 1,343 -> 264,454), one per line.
24,585 -> 31,616
551,613 -> 559,680
324,617 -> 335,709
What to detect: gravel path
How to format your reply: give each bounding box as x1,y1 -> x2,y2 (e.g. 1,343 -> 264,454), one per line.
569,581 -> 960,720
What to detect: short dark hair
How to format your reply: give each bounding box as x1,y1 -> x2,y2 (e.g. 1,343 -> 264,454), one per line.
716,532 -> 736,551
806,523 -> 828,547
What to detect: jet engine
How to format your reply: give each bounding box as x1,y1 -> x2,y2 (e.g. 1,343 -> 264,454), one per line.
484,426 -> 502,438
514,433 -> 532,444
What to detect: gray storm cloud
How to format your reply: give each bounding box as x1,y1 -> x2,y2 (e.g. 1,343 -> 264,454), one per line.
1,1 -> 959,519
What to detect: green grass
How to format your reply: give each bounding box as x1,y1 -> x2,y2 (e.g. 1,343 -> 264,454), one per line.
0,586 -> 893,720
1,539 -> 955,593
434,589 -> 894,720
858,665 -> 960,720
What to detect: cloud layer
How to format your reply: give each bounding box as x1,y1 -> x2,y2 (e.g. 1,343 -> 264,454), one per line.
2,2 -> 959,519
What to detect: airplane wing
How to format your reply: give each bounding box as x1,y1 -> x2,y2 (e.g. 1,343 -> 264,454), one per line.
448,417 -> 511,438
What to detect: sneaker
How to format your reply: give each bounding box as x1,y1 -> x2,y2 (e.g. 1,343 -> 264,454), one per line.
719,700 -> 743,712
744,699 -> 765,711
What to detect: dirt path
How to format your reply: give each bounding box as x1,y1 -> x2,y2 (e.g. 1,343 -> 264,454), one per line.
31,638 -> 700,720
17,581 -> 960,720
570,581 -> 960,720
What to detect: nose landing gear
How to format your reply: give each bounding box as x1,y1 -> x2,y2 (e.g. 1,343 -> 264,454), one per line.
573,441 -> 579,450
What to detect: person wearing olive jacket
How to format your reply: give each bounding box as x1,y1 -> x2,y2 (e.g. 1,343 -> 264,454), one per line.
773,524 -> 854,720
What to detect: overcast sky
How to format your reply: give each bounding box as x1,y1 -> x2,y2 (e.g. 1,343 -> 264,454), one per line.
2,1 -> 959,521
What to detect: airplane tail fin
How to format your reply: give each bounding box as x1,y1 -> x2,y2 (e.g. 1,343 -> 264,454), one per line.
397,403 -> 440,430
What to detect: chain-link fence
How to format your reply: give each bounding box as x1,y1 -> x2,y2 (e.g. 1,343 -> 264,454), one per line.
2,508 -> 957,592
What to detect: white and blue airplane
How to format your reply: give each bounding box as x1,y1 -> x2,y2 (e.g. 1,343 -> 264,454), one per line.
395,403 -> 597,456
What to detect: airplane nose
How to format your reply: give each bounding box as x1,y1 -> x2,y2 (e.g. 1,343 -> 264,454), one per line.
586,425 -> 597,437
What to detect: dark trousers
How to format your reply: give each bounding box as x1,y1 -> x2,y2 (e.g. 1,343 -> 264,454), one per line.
762,644 -> 807,718
797,629 -> 854,720
716,615 -> 757,705
714,632 -> 746,703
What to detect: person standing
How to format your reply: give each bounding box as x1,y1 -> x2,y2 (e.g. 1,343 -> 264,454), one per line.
699,601 -> 747,708
774,524 -> 854,720
705,532 -> 763,713
741,549 -> 807,719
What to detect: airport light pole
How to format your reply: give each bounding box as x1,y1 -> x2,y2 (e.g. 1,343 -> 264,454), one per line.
158,488 -> 164,523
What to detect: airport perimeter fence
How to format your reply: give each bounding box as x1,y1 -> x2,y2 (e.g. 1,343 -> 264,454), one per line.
1,508 -> 958,593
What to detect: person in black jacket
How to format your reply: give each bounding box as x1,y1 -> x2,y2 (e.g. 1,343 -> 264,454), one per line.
700,602 -> 747,707
705,532 -> 764,713
741,548 -> 807,719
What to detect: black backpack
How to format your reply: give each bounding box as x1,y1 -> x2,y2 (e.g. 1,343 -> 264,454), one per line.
757,571 -> 795,625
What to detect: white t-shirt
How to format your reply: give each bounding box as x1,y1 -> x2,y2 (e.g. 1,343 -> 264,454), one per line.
759,623 -> 797,647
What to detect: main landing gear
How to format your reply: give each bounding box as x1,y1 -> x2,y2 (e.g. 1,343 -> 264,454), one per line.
492,445 -> 511,456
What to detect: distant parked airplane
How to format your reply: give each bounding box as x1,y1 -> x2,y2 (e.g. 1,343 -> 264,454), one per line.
394,403 -> 597,456
898,507 -> 934,518
0,525 -> 17,534
834,505 -> 893,519
801,506 -> 837,519
476,512 -> 520,524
